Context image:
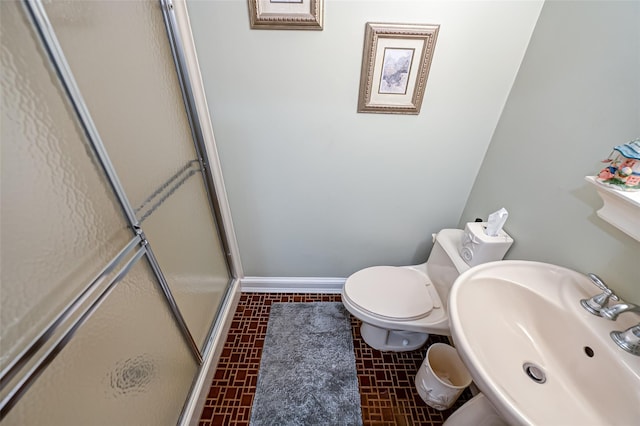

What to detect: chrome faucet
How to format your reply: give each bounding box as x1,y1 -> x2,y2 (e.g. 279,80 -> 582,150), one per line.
581,273 -> 639,356
580,273 -> 618,315
600,302 -> 640,321
600,302 -> 640,356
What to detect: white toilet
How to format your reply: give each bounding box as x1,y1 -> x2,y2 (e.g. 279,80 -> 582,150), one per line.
341,229 -> 471,351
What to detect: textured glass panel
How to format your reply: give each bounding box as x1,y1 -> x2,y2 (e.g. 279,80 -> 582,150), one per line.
2,257 -> 199,425
44,0 -> 231,349
0,0 -> 132,371
43,0 -> 201,209
142,173 -> 229,349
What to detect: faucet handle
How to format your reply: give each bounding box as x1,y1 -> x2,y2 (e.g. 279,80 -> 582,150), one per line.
610,323 -> 640,356
587,273 -> 616,296
580,273 -> 618,316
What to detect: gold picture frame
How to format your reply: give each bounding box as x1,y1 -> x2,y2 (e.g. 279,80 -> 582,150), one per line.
357,23 -> 440,114
248,0 -> 324,30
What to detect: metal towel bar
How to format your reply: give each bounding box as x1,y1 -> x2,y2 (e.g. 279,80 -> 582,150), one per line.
135,159 -> 202,223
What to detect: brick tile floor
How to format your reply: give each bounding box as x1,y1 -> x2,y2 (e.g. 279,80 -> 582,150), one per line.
198,293 -> 472,425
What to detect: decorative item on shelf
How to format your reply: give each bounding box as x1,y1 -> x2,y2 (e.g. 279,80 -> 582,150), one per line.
596,138 -> 640,191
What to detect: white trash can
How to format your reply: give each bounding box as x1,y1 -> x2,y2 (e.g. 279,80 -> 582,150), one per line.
415,343 -> 472,410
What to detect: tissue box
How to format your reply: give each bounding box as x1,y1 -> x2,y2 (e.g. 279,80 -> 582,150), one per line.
459,222 -> 513,267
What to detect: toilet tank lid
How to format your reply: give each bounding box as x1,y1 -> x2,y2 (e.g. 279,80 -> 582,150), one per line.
435,229 -> 471,274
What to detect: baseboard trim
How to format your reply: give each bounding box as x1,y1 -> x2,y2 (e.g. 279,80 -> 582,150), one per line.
241,276 -> 346,293
182,279 -> 241,426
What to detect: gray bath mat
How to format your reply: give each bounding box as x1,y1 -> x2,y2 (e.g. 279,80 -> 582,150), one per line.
249,302 -> 362,426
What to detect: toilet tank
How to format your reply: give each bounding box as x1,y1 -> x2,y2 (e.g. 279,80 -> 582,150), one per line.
426,229 -> 470,310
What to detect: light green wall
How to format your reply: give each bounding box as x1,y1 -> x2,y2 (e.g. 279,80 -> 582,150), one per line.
459,0 -> 640,302
187,0 -> 542,277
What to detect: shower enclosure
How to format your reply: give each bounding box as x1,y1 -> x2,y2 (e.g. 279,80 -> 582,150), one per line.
0,0 -> 237,423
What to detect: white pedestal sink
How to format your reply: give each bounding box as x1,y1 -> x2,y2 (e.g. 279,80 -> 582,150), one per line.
448,260 -> 640,425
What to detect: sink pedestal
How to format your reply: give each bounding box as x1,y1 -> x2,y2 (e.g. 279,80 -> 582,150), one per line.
443,393 -> 506,426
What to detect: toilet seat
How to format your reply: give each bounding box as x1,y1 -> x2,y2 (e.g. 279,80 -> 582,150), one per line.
343,266 -> 434,321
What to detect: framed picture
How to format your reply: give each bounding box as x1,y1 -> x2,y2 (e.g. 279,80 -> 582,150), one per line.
248,0 -> 324,30
357,23 -> 440,114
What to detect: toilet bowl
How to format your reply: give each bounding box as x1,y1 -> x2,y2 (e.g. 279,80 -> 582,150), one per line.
341,229 -> 471,351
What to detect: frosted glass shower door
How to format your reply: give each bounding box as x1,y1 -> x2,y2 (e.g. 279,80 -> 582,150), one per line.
0,0 -> 133,375
43,0 -> 231,350
2,259 -> 199,425
1,0 -> 199,423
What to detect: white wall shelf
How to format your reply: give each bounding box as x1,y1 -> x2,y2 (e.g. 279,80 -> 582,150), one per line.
585,176 -> 640,241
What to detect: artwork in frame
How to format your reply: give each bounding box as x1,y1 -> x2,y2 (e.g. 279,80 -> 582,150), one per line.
357,23 -> 440,114
248,0 -> 323,30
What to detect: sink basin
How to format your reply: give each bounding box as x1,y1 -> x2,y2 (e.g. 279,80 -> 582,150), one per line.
449,260 -> 640,425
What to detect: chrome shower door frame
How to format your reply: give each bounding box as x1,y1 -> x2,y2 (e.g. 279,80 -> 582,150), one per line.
2,0 -> 240,420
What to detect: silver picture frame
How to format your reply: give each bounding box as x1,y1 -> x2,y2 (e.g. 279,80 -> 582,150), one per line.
248,0 -> 323,30
358,22 -> 440,114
